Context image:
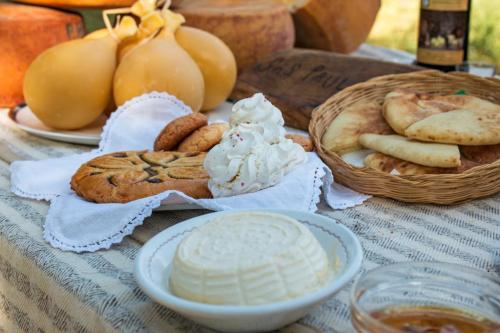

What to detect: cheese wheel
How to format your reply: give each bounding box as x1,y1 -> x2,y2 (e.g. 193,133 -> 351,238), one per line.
174,0 -> 295,70
288,0 -> 381,53
0,3 -> 83,108
170,212 -> 330,305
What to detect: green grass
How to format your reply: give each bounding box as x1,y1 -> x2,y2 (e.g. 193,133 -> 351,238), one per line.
367,0 -> 500,69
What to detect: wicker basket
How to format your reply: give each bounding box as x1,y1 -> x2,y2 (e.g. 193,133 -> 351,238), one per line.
309,70 -> 500,204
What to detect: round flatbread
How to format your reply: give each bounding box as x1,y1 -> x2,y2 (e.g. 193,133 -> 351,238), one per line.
460,144 -> 500,164
364,152 -> 479,175
405,108 -> 500,145
383,89 -> 500,139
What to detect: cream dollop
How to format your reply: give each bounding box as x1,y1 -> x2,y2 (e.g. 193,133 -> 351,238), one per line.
230,93 -> 285,143
204,93 -> 307,197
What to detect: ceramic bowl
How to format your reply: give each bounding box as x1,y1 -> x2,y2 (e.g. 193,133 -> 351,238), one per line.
134,209 -> 363,332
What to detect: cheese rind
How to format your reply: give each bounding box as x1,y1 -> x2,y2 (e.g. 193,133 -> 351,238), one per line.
170,212 -> 330,305
175,0 -> 295,70
290,0 -> 381,53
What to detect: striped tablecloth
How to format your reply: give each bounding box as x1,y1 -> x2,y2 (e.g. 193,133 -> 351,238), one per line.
0,47 -> 499,333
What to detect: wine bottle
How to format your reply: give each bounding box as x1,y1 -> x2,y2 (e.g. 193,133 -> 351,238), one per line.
416,0 -> 471,71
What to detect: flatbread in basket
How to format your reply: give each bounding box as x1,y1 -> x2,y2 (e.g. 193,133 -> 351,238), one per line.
310,70 -> 500,204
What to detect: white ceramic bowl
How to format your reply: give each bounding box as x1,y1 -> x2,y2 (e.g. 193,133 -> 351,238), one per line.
134,209 -> 363,332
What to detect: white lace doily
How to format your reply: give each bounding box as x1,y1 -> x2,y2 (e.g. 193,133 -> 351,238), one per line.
10,92 -> 370,252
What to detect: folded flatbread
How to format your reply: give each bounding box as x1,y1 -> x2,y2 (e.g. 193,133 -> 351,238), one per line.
405,108 -> 500,145
383,90 -> 500,135
321,101 -> 393,154
358,134 -> 461,168
364,152 -> 479,175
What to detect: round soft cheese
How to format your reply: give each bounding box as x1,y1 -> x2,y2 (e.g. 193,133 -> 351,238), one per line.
170,212 -> 330,305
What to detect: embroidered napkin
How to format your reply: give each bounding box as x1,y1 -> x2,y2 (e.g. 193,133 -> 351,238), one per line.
11,93 -> 370,252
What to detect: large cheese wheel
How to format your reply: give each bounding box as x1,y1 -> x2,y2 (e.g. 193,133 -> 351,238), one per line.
174,0 -> 295,70
0,3 -> 84,108
289,0 -> 381,53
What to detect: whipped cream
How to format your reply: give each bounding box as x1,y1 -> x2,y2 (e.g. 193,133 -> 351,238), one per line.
230,93 -> 285,143
204,93 -> 307,197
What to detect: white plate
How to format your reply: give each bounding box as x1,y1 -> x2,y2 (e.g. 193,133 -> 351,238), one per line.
10,101 -> 306,146
8,102 -> 237,146
9,105 -> 106,146
134,209 -> 363,333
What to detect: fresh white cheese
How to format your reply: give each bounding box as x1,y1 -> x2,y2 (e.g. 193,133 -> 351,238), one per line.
170,212 -> 331,305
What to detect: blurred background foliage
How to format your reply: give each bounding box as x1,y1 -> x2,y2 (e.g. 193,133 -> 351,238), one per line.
367,0 -> 499,68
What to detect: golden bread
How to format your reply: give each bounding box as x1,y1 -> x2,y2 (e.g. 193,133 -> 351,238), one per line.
405,108 -> 500,145
71,150 -> 211,203
358,134 -> 461,168
460,144 -> 500,164
321,101 -> 393,154
364,152 -> 479,175
383,90 -> 500,136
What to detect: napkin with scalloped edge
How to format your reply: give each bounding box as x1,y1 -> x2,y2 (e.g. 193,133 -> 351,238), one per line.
10,92 -> 370,252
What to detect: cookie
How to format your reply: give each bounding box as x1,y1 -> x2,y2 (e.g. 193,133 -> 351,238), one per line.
285,134 -> 314,152
154,113 -> 208,151
178,123 -> 230,152
71,151 -> 211,203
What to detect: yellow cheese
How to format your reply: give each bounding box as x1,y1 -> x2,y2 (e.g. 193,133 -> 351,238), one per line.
175,26 -> 237,111
84,28 -> 109,40
174,0 -> 295,70
287,0 -> 381,53
113,9 -> 205,111
23,17 -> 136,130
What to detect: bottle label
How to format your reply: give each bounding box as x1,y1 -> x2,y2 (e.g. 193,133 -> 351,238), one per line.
417,0 -> 468,66
421,0 -> 468,11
